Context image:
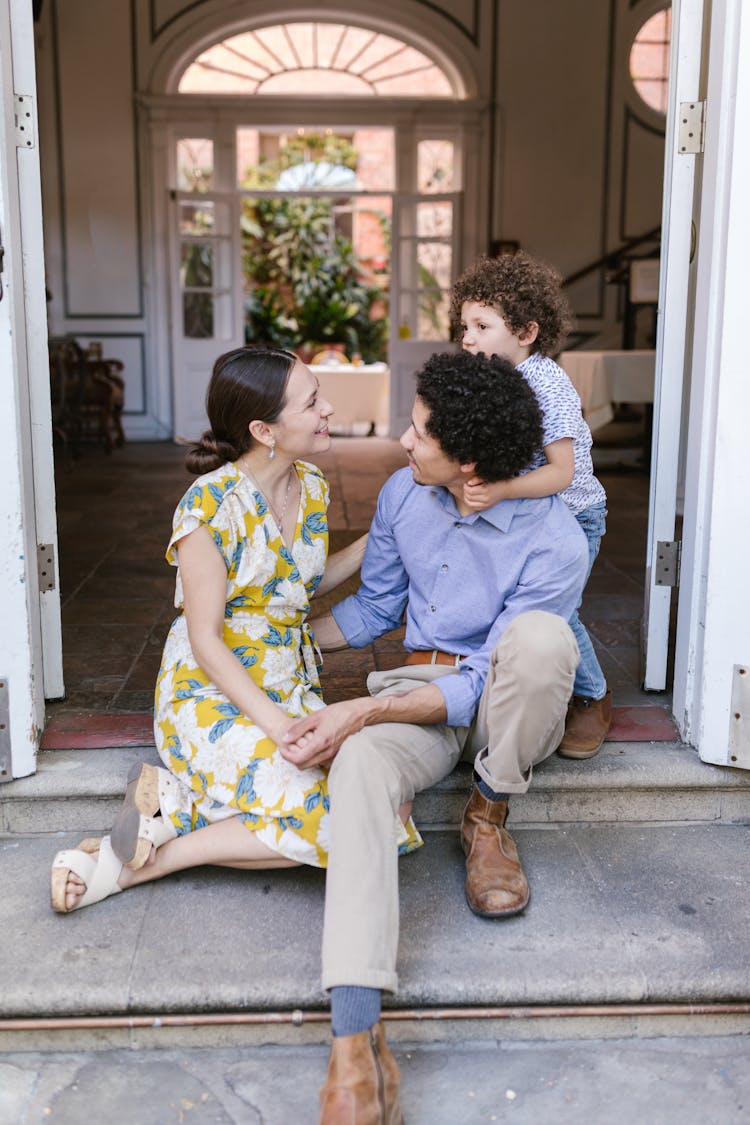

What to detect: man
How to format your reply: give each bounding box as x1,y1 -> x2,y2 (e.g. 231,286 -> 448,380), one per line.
282,351 -> 588,1124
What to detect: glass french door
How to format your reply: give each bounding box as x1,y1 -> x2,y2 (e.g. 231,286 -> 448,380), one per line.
388,192 -> 461,434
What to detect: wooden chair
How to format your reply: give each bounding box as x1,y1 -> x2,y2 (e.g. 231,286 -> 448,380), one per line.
48,338 -> 126,456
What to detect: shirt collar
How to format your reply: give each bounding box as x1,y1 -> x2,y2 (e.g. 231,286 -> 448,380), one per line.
430,487 -> 522,532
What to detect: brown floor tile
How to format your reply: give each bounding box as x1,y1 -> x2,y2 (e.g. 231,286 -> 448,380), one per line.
111,690 -> 158,713
61,622 -> 152,655
588,619 -> 643,648
119,653 -> 163,691
62,597 -> 164,627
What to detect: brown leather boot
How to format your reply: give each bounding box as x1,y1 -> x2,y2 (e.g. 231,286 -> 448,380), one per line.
461,786 -> 530,918
557,690 -> 612,759
319,1021 -> 403,1125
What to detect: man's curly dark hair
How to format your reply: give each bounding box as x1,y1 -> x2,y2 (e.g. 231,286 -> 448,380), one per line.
415,351 -> 543,482
450,251 -> 573,356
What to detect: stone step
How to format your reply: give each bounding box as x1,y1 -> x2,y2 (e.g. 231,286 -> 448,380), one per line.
1,825 -> 749,1050
1,741 -> 748,838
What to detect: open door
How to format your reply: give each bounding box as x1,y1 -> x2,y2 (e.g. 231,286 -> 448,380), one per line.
388,192 -> 461,435
642,0 -> 706,690
169,185 -> 243,442
0,0 -> 62,778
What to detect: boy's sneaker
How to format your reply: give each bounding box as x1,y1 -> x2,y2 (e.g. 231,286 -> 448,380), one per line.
557,690 -> 612,759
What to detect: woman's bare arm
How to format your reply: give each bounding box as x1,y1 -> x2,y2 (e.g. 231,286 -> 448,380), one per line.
177,526 -> 294,744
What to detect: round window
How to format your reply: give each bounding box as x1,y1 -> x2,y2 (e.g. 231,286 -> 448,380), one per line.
629,7 -> 672,114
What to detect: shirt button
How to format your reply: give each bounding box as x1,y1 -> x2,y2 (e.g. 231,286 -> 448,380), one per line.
440,564 -> 449,572
430,605 -> 436,612
454,521 -> 461,527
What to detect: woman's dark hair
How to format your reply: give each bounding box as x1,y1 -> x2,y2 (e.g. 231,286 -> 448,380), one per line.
185,346 -> 297,475
415,351 -> 543,481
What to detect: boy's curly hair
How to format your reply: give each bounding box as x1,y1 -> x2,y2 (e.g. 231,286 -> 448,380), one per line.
450,251 -> 573,356
415,351 -> 543,482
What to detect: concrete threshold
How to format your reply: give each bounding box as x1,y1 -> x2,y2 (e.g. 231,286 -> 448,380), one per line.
2,743 -> 749,835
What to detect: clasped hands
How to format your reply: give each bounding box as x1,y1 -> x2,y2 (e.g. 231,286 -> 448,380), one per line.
279,698 -> 372,768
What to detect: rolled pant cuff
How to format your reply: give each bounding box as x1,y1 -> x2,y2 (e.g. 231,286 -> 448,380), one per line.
322,968 -> 398,994
473,749 -> 533,795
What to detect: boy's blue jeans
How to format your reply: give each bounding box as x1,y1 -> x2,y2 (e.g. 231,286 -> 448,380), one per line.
569,502 -> 608,700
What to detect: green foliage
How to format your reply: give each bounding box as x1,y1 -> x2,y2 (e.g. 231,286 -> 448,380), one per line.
240,135 -> 388,362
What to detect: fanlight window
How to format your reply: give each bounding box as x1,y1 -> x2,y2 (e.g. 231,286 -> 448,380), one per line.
179,22 -> 455,97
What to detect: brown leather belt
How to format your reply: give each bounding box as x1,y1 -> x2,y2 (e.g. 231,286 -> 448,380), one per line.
404,649 -> 464,667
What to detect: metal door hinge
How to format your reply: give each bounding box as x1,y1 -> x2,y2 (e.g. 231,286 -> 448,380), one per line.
655,540 -> 681,587
728,665 -> 750,766
14,93 -> 35,149
0,678 -> 10,783
37,543 -> 56,592
678,101 -> 705,154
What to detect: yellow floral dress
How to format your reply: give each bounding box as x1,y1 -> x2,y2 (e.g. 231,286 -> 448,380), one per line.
154,459 -> 422,867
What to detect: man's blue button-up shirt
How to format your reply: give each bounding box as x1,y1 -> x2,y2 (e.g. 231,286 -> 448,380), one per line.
331,467 -> 589,728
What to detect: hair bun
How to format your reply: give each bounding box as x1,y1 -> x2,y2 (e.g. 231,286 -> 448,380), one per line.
185,430 -> 238,475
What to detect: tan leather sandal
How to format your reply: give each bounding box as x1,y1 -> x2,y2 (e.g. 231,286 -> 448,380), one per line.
50,836 -> 123,913
110,762 -> 178,869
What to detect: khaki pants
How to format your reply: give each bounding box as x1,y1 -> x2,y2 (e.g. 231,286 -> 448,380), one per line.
321,610 -> 579,993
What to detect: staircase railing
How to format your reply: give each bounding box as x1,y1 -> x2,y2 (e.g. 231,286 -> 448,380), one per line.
562,226 -> 661,289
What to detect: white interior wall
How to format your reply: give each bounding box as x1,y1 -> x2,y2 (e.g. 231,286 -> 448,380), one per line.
37,0 -> 167,439
496,1 -> 665,347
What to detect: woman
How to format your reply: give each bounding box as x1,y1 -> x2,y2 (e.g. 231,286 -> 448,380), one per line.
51,346 -> 419,912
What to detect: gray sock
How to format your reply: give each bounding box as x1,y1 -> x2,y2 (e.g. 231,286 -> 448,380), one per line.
474,771 -> 510,803
330,986 -> 381,1037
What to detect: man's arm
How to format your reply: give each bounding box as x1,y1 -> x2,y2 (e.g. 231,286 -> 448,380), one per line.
309,611 -> 349,651
325,470 -> 411,648
279,683 -> 447,768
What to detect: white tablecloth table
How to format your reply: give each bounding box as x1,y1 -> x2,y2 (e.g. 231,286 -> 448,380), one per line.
311,363 -> 389,431
558,350 -> 656,434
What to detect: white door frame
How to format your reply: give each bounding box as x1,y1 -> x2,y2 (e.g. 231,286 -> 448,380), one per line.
672,0 -> 750,763
642,0 -> 705,692
0,0 -> 62,778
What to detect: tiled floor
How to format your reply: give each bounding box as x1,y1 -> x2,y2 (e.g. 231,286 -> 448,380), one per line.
48,434 -> 665,726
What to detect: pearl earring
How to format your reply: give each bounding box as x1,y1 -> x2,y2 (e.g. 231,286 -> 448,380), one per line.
268,440 -> 276,461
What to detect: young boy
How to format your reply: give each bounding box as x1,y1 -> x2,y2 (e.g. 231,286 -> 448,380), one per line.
451,251 -> 611,757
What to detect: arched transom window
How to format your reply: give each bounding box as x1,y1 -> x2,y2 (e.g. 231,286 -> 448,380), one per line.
178,21 -> 456,97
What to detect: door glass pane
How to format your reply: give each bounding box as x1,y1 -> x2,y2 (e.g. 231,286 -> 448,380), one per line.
397,288 -> 450,341
417,140 -> 455,192
417,291 -> 450,340
183,293 -> 214,338
417,241 -> 452,289
177,139 -> 214,192
181,242 -> 214,288
417,200 -> 452,238
179,200 -> 215,235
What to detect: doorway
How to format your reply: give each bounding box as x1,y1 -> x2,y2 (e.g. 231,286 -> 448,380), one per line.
168,124 -> 463,441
